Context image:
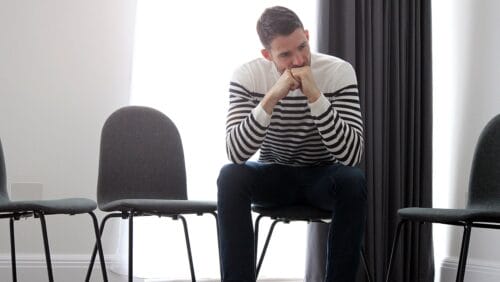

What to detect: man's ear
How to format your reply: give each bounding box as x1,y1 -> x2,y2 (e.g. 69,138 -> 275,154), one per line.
261,48 -> 272,61
304,29 -> 309,40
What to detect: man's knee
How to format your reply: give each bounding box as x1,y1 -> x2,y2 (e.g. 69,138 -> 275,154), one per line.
334,166 -> 367,203
217,163 -> 254,198
218,163 -> 247,187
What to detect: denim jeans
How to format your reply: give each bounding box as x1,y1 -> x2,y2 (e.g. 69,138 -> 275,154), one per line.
217,161 -> 367,282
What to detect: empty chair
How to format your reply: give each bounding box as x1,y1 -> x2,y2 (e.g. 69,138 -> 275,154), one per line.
252,204 -> 373,281
85,106 -> 219,282
385,114 -> 500,282
0,138 -> 107,282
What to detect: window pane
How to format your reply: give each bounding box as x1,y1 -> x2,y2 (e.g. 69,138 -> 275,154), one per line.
125,1 -> 318,279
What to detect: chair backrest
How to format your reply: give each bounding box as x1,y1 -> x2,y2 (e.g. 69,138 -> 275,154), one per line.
97,106 -> 187,206
467,114 -> 500,209
0,139 -> 9,202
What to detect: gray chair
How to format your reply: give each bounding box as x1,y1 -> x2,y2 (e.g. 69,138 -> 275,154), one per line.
0,139 -> 107,282
385,114 -> 500,282
85,106 -> 219,282
252,204 -> 373,281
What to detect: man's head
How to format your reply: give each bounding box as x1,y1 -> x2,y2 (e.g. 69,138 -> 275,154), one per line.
257,6 -> 303,49
257,6 -> 311,74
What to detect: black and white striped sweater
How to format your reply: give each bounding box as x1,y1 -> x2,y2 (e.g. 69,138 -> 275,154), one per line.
226,53 -> 364,167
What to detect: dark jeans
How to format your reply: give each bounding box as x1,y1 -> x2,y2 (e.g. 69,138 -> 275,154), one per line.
217,161 -> 367,282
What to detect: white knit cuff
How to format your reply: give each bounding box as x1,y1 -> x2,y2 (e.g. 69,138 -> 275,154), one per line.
252,103 -> 271,127
308,94 -> 330,116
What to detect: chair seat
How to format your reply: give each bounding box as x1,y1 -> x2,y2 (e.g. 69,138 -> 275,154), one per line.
0,198 -> 97,214
100,199 -> 217,215
399,207 -> 500,224
252,205 -> 331,221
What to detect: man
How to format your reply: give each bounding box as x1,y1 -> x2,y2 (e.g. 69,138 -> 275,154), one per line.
217,6 -> 366,282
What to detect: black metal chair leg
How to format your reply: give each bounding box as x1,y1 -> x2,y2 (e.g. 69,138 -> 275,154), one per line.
360,248 -> 373,282
86,213 -> 123,281
179,215 -> 196,282
10,217 -> 17,282
256,219 -> 282,278
252,209 -> 374,281
88,212 -> 108,282
456,223 -> 472,282
38,213 -> 54,282
209,211 -> 222,281
385,219 -> 406,282
128,212 -> 133,282
254,214 -> 264,264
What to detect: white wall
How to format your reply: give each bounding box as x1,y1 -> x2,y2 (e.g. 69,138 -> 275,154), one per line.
0,0 -> 136,279
5,0 -> 500,281
433,1 -> 500,281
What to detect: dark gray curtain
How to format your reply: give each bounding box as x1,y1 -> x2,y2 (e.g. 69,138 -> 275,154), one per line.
317,0 -> 434,281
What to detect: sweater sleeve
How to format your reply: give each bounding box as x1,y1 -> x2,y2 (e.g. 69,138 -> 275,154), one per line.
225,67 -> 270,164
309,62 -> 364,166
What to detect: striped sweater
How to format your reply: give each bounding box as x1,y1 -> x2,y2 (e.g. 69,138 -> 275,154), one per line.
226,53 -> 364,166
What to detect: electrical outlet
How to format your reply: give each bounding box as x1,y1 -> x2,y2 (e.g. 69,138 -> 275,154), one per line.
10,182 -> 43,200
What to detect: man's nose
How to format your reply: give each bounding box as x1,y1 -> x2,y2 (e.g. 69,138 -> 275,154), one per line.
292,54 -> 304,67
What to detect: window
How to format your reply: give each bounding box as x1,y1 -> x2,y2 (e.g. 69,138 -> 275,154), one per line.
116,1 -> 318,279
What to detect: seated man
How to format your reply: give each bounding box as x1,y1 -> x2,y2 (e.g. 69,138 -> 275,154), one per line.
217,6 -> 367,282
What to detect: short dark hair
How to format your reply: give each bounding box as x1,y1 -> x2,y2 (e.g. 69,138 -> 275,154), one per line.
256,6 -> 304,49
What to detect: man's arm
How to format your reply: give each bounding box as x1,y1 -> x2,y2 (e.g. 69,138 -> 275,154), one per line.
225,67 -> 299,164
292,63 -> 364,166
260,69 -> 300,114
225,80 -> 267,164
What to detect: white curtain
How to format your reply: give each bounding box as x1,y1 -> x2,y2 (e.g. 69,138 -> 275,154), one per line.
115,1 -> 318,280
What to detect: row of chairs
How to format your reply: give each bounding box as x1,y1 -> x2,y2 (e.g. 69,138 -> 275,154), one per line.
0,106 -> 217,282
0,106 -> 371,282
2,106 -> 499,282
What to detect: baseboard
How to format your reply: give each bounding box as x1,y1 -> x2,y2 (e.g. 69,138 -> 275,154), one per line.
6,253 -> 500,282
145,280 -> 301,282
0,254 -> 120,282
0,254 -> 301,281
440,257 -> 500,282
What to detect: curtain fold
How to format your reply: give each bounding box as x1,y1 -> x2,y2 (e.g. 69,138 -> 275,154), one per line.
317,0 -> 434,281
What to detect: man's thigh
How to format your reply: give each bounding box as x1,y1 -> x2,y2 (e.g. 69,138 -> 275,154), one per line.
300,164 -> 366,211
243,161 -> 303,206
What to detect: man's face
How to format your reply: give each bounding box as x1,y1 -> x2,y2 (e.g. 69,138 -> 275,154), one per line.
261,28 -> 311,74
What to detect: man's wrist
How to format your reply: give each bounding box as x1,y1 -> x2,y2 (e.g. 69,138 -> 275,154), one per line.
261,93 -> 279,115
306,89 -> 321,103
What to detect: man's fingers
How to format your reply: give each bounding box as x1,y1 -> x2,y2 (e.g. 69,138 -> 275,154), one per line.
287,69 -> 301,90
288,68 -> 298,82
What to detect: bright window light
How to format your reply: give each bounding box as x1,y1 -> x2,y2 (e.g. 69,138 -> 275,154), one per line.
118,1 -> 318,280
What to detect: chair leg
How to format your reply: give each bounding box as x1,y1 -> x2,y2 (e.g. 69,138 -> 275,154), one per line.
178,215 -> 196,282
360,248 -> 373,282
9,217 -> 17,282
256,219 -> 282,278
254,214 -> 264,264
385,219 -> 406,282
38,212 -> 54,282
128,212 -> 134,282
88,212 -> 108,282
86,213 -> 122,281
456,223 -> 472,282
209,211 -> 222,281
